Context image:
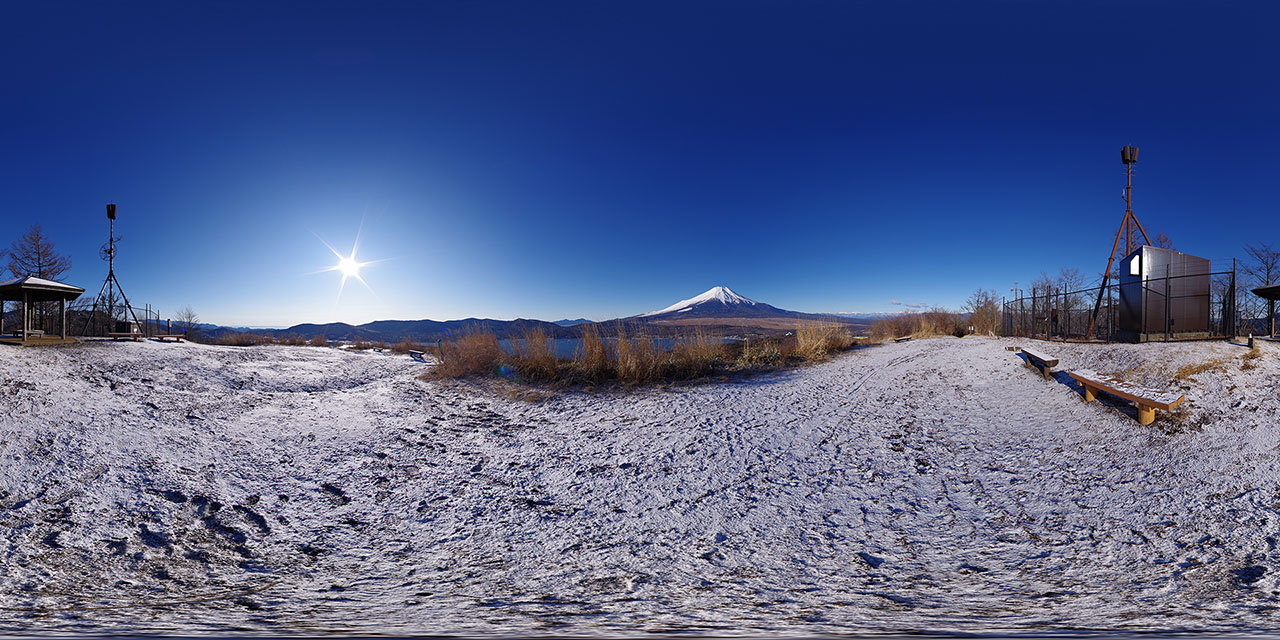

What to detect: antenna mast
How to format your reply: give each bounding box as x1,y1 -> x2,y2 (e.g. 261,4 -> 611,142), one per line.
1086,145 -> 1152,338
82,203 -> 142,335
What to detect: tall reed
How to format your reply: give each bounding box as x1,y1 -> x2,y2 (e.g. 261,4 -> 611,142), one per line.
509,327 -> 558,381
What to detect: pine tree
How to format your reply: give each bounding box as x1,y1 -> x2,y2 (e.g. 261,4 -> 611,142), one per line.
8,223 -> 71,281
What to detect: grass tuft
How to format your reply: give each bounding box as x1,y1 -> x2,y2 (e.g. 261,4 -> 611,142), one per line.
508,328 -> 558,381
796,321 -> 854,360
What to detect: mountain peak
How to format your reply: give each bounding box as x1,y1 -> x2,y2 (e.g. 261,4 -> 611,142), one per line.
643,286 -> 759,316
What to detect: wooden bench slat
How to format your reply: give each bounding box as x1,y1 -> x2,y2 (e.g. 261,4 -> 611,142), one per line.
1068,369 -> 1186,412
1020,348 -> 1059,368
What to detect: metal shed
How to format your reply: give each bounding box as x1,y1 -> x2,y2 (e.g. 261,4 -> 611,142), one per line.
1117,246 -> 1211,342
0,276 -> 86,342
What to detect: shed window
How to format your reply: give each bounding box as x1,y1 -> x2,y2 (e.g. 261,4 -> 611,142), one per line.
1129,255 -> 1142,277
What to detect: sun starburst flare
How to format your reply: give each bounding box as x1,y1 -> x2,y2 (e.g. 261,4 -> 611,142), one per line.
312,232 -> 386,300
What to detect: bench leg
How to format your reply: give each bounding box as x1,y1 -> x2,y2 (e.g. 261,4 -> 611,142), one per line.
1082,384 -> 1097,402
1137,405 -> 1155,426
1041,365 -> 1052,380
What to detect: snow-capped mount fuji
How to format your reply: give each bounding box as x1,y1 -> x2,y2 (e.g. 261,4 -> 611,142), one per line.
639,286 -> 796,320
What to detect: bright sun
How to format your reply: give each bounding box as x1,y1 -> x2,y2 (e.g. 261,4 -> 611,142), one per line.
337,255 -> 361,278
313,232 -> 383,299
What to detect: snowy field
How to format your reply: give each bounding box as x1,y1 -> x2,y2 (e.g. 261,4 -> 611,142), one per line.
2,336 -> 1279,635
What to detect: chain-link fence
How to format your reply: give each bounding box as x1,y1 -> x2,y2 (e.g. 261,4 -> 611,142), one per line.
1002,263 -> 1239,342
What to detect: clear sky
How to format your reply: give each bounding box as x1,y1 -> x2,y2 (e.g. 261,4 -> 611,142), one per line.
2,1 -> 1276,327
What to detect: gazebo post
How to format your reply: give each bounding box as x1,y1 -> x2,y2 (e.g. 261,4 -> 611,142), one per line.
22,291 -> 29,343
60,298 -> 67,339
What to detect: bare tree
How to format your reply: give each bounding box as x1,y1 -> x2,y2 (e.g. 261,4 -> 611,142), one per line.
8,224 -> 72,331
176,306 -> 201,337
1055,267 -> 1085,335
964,288 -> 1001,335
1244,242 -> 1279,336
1153,232 -> 1175,250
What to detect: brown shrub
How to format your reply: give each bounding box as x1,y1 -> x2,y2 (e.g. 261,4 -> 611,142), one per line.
390,338 -> 429,354
614,323 -> 661,384
308,334 -> 329,347
869,309 -> 961,341
508,328 -> 559,381
738,337 -> 785,366
796,321 -> 854,360
279,334 -> 307,346
433,330 -> 503,378
216,332 -> 270,346
351,339 -> 387,350
663,327 -> 725,378
570,323 -> 612,381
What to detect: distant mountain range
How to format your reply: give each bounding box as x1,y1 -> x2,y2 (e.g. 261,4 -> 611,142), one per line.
633,286 -> 870,332
196,286 -> 869,343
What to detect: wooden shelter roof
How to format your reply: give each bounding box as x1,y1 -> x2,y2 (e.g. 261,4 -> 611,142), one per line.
1253,284 -> 1280,301
0,276 -> 86,302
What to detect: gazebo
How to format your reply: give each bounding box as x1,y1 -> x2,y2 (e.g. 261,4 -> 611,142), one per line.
0,276 -> 86,342
1253,283 -> 1280,337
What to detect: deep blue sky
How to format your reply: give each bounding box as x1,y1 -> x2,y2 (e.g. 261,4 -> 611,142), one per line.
3,1 -> 1276,326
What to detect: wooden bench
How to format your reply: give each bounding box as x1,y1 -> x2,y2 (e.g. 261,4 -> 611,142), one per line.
153,334 -> 184,342
1020,347 -> 1059,380
893,336 -> 912,343
408,349 -> 427,362
108,332 -> 143,341
1067,369 -> 1186,426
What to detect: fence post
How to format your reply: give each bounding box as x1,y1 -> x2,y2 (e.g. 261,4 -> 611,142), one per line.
1107,283 -> 1113,341
1165,265 -> 1172,341
1230,258 -> 1237,339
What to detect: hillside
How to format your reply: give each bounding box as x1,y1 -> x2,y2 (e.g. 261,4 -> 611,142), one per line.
2,337 -> 1278,634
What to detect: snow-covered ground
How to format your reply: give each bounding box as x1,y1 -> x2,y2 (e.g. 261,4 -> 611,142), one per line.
2,336 -> 1279,635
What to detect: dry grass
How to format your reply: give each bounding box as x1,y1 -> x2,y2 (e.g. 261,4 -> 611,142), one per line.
351,339 -> 387,350
430,330 -> 503,379
308,334 -> 329,347
1174,357 -> 1227,382
737,337 -> 786,366
390,338 -> 427,354
422,321 -> 857,386
661,326 -> 725,380
215,332 -> 271,347
869,309 -> 962,342
279,334 -> 307,346
614,323 -> 661,384
570,323 -> 611,382
796,321 -> 854,360
508,328 -> 558,381
1242,348 -> 1262,371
